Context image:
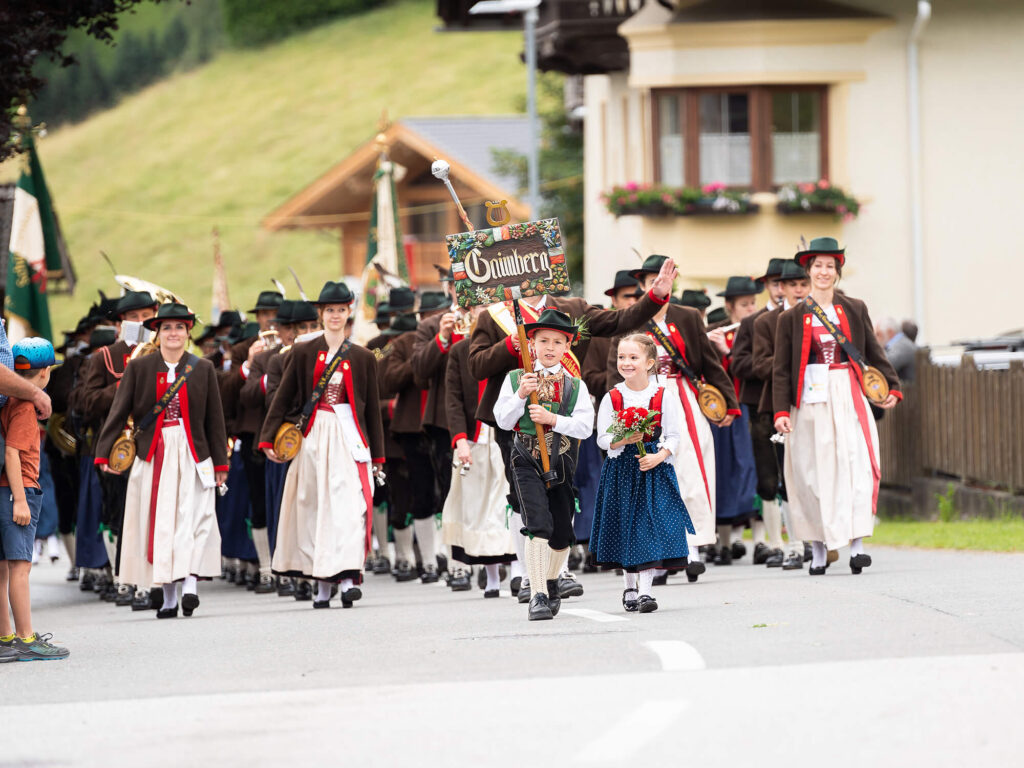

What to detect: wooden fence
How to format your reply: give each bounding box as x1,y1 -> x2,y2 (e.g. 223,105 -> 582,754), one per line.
878,351 -> 1024,493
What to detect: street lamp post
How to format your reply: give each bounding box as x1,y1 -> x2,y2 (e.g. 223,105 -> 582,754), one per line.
470,0 -> 542,218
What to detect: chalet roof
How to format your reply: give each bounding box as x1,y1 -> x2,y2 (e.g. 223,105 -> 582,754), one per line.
669,0 -> 884,23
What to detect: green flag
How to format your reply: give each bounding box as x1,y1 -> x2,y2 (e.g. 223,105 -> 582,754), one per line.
6,134 -> 54,342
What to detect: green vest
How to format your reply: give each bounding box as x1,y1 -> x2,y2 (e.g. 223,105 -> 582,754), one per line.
508,369 -> 580,436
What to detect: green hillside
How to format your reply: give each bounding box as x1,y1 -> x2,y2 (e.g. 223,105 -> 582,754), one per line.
7,0 -> 525,334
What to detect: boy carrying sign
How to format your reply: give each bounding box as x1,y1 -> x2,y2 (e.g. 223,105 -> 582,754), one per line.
494,309 -> 594,621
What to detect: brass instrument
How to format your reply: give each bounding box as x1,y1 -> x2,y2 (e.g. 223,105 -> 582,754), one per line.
46,414 -> 77,456
259,329 -> 281,351
452,306 -> 473,338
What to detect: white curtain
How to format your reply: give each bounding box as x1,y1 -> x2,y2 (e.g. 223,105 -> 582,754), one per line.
699,134 -> 751,187
772,133 -> 821,184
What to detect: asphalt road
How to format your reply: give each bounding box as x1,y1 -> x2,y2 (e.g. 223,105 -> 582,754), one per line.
3,545 -> 1024,767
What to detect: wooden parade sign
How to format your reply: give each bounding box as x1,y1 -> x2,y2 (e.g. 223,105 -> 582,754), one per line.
446,218 -> 571,309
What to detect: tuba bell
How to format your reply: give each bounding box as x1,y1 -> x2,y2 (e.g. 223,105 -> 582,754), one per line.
46,414 -> 77,456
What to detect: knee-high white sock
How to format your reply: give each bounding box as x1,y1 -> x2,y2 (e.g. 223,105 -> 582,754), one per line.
484,564 -> 501,591
412,518 -> 437,570
717,524 -> 732,548
547,548 -> 568,582
316,580 -> 332,602
339,578 -> 354,592
61,532 -> 76,567
102,534 -> 117,574
850,537 -> 865,556
182,575 -> 198,595
811,541 -> 827,569
762,500 -> 783,550
373,508 -> 390,558
252,527 -> 272,577
751,518 -> 766,546
161,583 -> 178,610
524,537 -> 551,598
510,558 -> 524,580
638,569 -> 655,597
393,526 -> 415,566
623,572 -> 638,591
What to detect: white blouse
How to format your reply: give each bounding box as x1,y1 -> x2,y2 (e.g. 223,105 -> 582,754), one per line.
596,380 -> 683,462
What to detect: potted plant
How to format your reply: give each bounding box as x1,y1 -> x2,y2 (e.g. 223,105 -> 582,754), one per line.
602,182 -> 758,217
776,180 -> 860,221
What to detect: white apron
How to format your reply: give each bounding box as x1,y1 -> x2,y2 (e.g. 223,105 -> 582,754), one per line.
671,376 -> 718,546
784,367 -> 879,549
120,424 -> 221,587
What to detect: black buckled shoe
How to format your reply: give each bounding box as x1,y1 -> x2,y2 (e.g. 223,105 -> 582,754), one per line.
148,587 -> 163,610
517,581 -> 532,604
483,589 -> 500,599
420,566 -> 440,584
622,589 -> 639,612
371,556 -> 390,575
253,574 -> 275,594
313,600 -> 331,609
156,605 -> 178,619
730,541 -> 747,560
450,572 -> 472,591
715,547 -> 733,566
528,593 -> 553,621
294,580 -> 313,601
131,591 -> 152,611
509,576 -> 522,597
115,586 -> 135,607
652,572 -> 669,587
557,574 -> 583,598
809,565 -> 827,576
782,553 -> 804,570
637,595 -> 658,613
765,549 -> 785,567
181,593 -> 200,617
686,559 -> 705,583
277,577 -> 296,597
341,587 -> 362,608
394,561 -> 418,582
850,553 -> 872,574
545,580 -> 562,617
752,542 -> 771,565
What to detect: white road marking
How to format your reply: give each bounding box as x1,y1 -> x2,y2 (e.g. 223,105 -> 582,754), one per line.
561,608 -> 629,623
575,700 -> 690,763
643,640 -> 707,671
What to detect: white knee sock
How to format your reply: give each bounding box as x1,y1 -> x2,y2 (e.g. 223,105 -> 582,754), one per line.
484,564 -> 501,591
623,572 -> 638,592
762,500 -> 783,550
373,508 -> 390,558
510,558 -> 524,580
547,548 -> 567,582
161,583 -> 178,610
339,578 -> 354,592
638,569 -> 655,597
524,537 -> 551,598
811,541 -> 827,569
102,534 -> 117,573
393,526 -> 415,565
412,518 -> 437,570
316,580 -> 332,602
182,575 -> 198,595
850,537 -> 865,557
751,518 -> 766,546
252,527 -> 272,577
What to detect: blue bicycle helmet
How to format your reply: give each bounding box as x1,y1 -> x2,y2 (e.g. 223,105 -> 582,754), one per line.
12,337 -> 56,370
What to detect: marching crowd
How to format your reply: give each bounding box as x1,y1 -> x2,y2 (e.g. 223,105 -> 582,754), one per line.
0,235 -> 903,660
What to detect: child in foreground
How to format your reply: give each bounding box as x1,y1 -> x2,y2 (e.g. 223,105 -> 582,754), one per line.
590,334 -> 694,613
0,338 -> 69,661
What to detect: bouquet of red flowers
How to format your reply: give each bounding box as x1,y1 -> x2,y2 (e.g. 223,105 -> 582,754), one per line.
606,407 -> 660,456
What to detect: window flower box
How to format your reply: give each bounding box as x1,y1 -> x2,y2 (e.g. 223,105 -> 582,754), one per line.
602,182 -> 757,217
776,180 -> 860,221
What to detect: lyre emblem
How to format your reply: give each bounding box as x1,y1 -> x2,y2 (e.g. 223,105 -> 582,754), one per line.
485,200 -> 511,227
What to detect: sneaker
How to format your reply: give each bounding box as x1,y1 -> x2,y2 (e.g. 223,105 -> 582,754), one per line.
10,633 -> 70,661
65,566 -> 80,582
0,645 -> 18,663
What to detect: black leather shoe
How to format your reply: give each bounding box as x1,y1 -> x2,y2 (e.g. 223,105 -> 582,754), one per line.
181,593 -> 200,617
715,547 -> 733,566
420,567 -> 440,584
686,559 -> 705,583
341,587 -> 362,608
850,554 -> 872,574
752,542 -> 771,565
277,578 -> 296,597
294,581 -> 313,601
450,573 -> 472,591
809,565 -> 827,576
509,576 -> 522,597
483,589 -> 500,598
313,600 -> 331,609
371,556 -> 390,575
765,550 -> 785,567
115,586 -> 134,607
622,589 -> 639,612
517,581 -> 532,604
65,567 -> 80,582
156,605 -> 178,619
435,554 -> 448,576
637,595 -> 658,613
394,562 -> 418,582
557,575 -> 583,599
730,541 -> 747,559
476,567 -> 487,590
100,583 -> 118,602
567,549 -> 582,571
148,587 -> 163,610
528,593 -> 553,621
652,572 -> 669,587
782,553 -> 804,570
254,574 -> 275,594
131,592 -> 152,611
701,546 -> 717,564
545,580 -> 562,616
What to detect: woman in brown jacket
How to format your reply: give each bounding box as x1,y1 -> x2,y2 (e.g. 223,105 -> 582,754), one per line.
260,282 -> 385,609
95,303 -> 229,619
772,238 -> 901,575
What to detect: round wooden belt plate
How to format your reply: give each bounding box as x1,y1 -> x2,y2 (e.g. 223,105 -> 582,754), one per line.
274,423 -> 303,462
861,366 -> 890,405
697,383 -> 728,423
108,435 -> 137,473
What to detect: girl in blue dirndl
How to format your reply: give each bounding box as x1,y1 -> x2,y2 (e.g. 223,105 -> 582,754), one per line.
591,334 -> 693,614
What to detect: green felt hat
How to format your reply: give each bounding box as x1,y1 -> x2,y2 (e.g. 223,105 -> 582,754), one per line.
143,302 -> 196,331
418,291 -> 449,313
523,308 -> 577,341
756,258 -> 789,283
313,281 -> 355,306
716,276 -> 765,298
115,290 -> 158,317
383,312 -> 418,337
706,307 -> 728,325
779,261 -> 809,281
604,270 -> 640,297
795,237 -> 845,269
249,290 -> 284,313
388,287 -> 416,312
628,254 -> 669,281
679,289 -> 711,309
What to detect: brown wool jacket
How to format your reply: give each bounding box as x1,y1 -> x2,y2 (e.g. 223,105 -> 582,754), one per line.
468,292 -> 667,426
76,339 -> 132,454
753,306 -> 783,415
378,330 -> 424,435
581,335 -> 612,400
259,336 -> 385,463
410,311 -> 451,433
730,306 -> 771,408
445,339 -> 482,446
94,352 -> 229,471
772,294 -> 902,419
237,346 -> 275,436
604,304 -> 740,414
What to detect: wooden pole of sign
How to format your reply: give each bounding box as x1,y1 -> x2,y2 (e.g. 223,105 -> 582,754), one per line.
510,291 -> 554,486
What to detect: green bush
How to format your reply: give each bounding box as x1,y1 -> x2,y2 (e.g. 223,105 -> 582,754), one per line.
222,0 -> 383,46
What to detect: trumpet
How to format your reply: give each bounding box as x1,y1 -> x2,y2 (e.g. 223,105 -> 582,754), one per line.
259,328 -> 281,350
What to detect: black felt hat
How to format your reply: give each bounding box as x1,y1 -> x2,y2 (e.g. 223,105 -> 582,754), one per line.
716,276 -> 765,298
272,300 -> 296,325
373,301 -> 393,324
143,302 -> 197,331
313,281 -> 355,306
215,310 -> 242,331
604,270 -> 640,298
756,258 -> 789,283
628,254 -> 670,281
795,237 -> 845,269
227,321 -> 259,345
195,324 -> 218,344
89,327 -> 118,350
419,291 -> 449,313
291,301 -> 318,324
115,290 -> 158,317
779,261 -> 809,281
95,295 -> 122,322
388,287 -> 416,312
523,308 -> 577,341
383,313 -> 418,337
249,291 -> 284,313
679,289 -> 711,309
707,307 -> 728,325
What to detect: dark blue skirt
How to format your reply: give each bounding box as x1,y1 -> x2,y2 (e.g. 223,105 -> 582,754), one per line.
215,448 -> 257,561
573,433 -> 602,542
590,442 -> 695,571
711,404 -> 759,524
75,456 -> 108,568
264,459 -> 290,556
36,442 -> 59,539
